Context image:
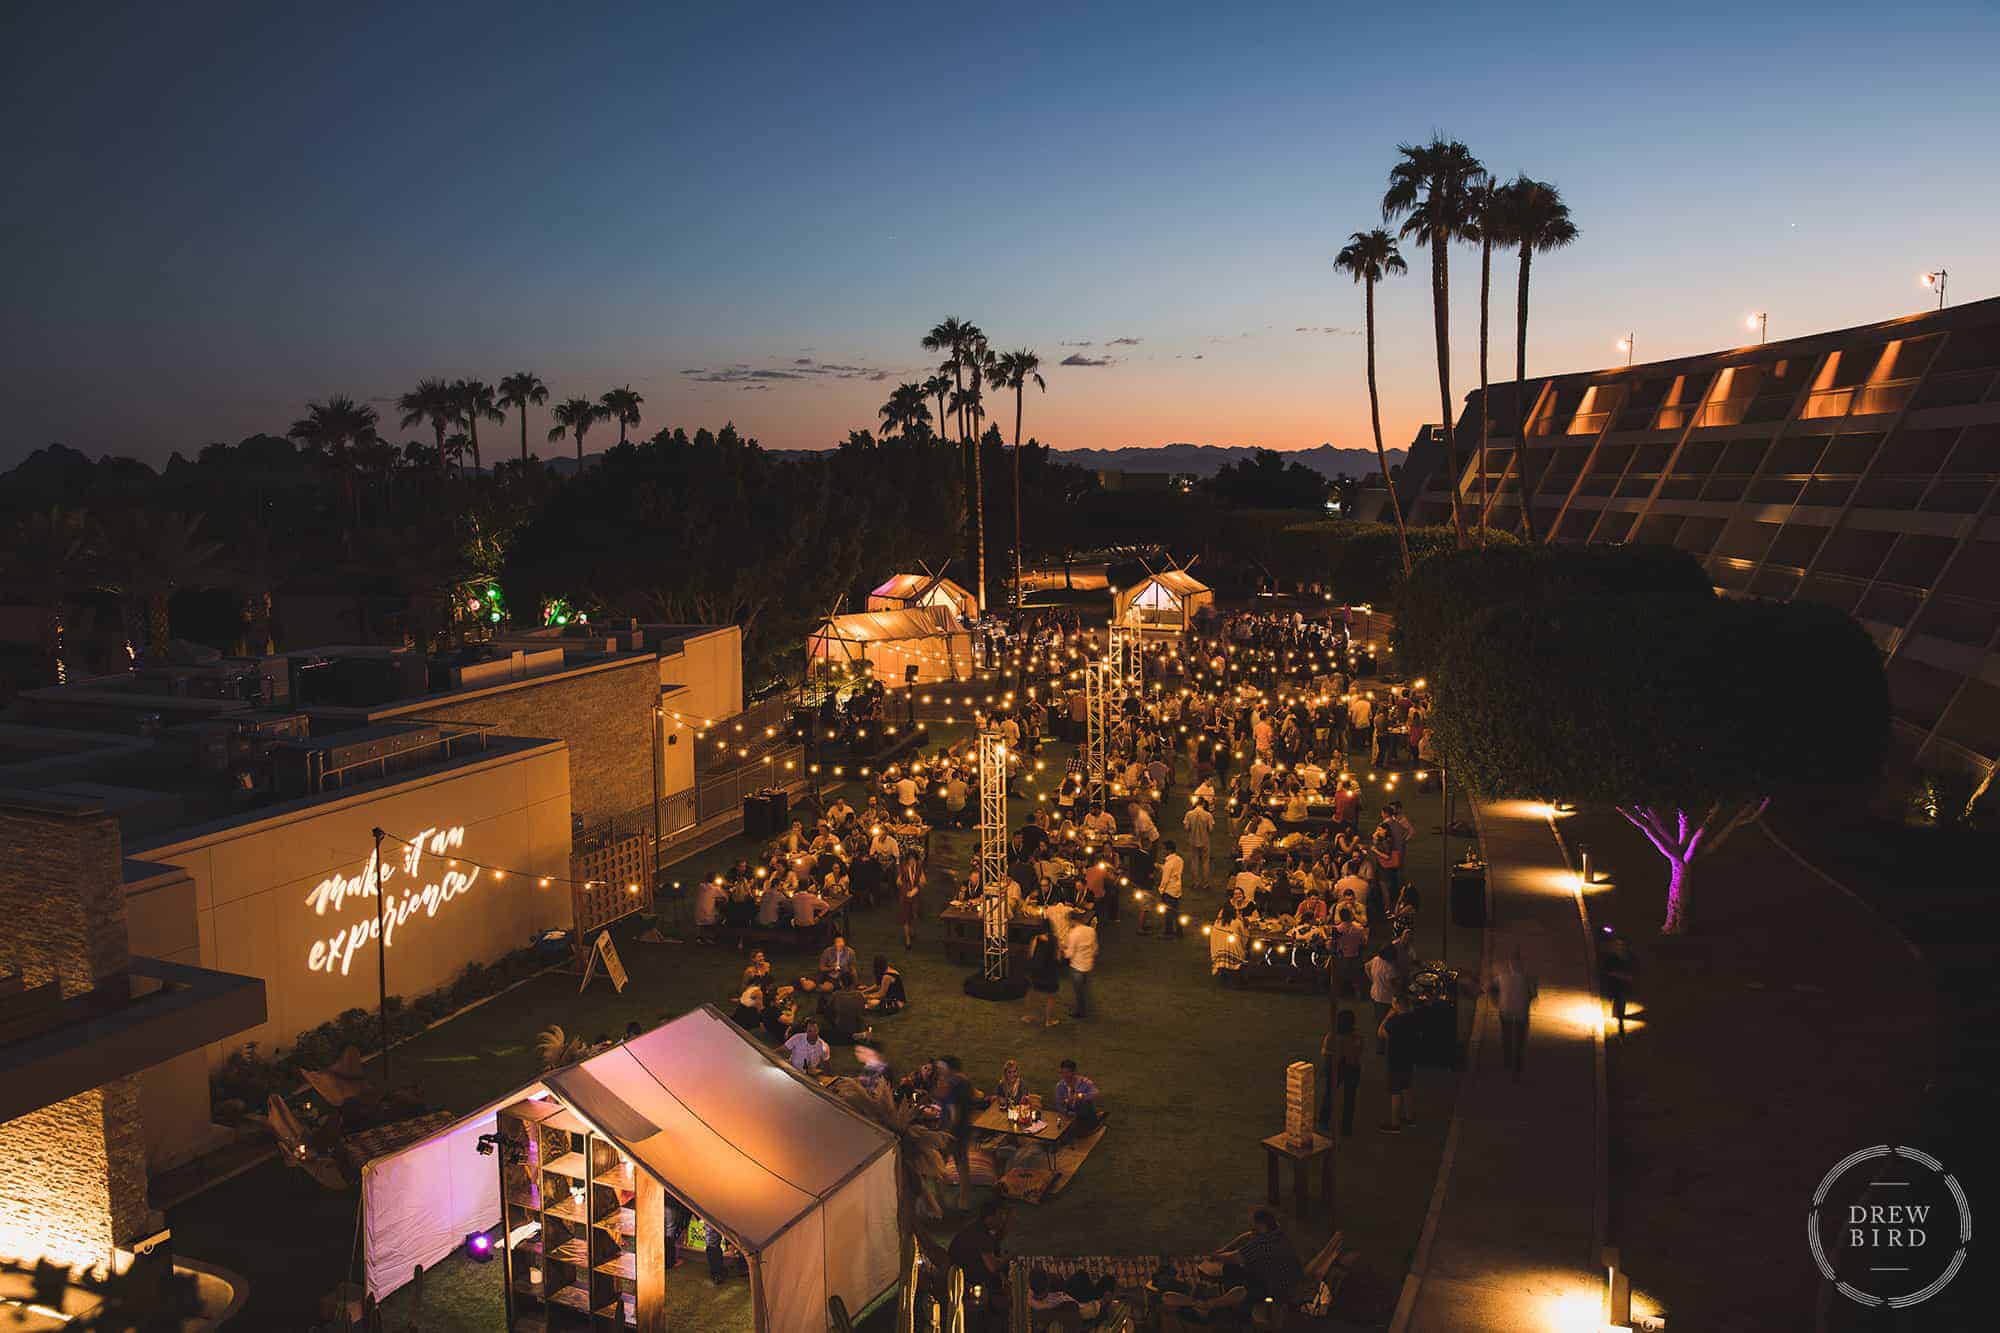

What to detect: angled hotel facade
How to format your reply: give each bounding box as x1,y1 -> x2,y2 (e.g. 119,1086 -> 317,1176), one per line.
1408,295 -> 2000,780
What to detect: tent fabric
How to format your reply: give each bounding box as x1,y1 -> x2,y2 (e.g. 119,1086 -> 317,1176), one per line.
867,573 -> 975,619
359,1007 -> 901,1331
807,606 -> 972,683
360,1087 -> 538,1299
1114,569 -> 1213,628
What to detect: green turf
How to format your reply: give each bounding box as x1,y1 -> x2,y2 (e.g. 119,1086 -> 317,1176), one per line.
169,721 -> 1479,1332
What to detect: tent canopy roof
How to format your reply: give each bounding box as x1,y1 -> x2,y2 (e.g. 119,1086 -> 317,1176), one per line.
541,1006 -> 894,1251
811,606 -> 962,645
868,572 -> 971,606
1142,568 -> 1209,597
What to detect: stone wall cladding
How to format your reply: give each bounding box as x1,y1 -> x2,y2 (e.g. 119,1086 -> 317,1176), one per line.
0,802 -> 148,1271
403,656 -> 656,828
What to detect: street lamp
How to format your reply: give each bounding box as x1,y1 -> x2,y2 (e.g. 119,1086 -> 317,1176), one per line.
1921,269 -> 1949,309
1615,333 -> 1635,366
1747,312 -> 1767,344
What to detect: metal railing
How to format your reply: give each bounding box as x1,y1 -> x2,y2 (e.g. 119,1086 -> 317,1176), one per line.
694,745 -> 806,823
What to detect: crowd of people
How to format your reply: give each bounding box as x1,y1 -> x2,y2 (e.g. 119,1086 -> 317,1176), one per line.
682,603 -> 1459,1326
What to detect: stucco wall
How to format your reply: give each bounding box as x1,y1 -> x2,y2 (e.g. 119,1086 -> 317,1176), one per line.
659,626 -> 744,729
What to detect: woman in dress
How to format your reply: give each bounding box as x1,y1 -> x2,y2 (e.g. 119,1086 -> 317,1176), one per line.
896,849 -> 924,950
1021,922 -> 1064,1028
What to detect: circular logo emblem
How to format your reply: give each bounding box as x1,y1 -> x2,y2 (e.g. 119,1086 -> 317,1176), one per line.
1808,1145 -> 1970,1308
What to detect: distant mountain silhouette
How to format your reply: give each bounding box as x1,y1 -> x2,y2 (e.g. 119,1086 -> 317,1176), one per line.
1050,443 -> 1402,481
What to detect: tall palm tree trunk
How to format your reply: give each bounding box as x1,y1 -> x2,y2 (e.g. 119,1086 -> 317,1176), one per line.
973,433 -> 987,613
432,423 -> 448,481
575,428 -> 585,467
1515,250 -> 1542,543
1478,232 -> 1492,545
1012,391 -> 1025,611
1429,239 -> 1467,545
520,413 -> 530,464
467,422 -> 482,474
1365,279 -> 1413,577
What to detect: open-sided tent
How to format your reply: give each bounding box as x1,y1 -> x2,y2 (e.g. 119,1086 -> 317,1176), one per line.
359,1006 -> 900,1332
865,572 -> 977,621
806,606 -> 972,683
1114,567 -> 1214,635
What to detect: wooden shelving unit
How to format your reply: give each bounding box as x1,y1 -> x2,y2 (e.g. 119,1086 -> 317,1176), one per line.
494,1099 -> 643,1330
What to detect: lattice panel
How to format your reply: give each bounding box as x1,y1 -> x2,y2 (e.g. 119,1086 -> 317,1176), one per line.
572,832 -> 654,936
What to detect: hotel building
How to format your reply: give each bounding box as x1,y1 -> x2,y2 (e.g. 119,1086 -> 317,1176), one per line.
1409,295 -> 2000,782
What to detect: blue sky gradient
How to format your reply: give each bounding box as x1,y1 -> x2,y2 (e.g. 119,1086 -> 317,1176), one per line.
3,0 -> 1996,465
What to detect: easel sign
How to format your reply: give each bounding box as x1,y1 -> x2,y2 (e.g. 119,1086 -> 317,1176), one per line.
579,930 -> 629,993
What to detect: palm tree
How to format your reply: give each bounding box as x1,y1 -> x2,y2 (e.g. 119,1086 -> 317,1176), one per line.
877,382 -> 932,439
599,385 -> 645,446
1495,175 -> 1580,544
1383,136 -> 1484,547
287,394 -> 381,548
398,378 -> 458,482
497,372 -> 550,464
1469,174 -> 1501,545
94,511 -> 227,657
922,318 -> 988,609
451,379 -> 503,474
1334,230 -> 1414,577
922,373 -> 953,446
2,507 -> 92,683
986,349 -> 1045,606
548,396 -> 607,468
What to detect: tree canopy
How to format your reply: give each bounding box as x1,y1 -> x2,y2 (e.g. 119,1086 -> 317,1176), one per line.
1416,546 -> 1887,931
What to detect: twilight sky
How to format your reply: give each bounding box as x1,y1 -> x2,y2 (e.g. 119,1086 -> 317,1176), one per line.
3,1 -> 1996,468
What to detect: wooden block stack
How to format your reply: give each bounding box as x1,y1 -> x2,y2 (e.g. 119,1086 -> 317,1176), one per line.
1284,1060 -> 1315,1146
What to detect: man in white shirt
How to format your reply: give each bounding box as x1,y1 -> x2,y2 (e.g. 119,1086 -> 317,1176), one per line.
693,877 -> 726,941
1157,842 -> 1185,937
1082,805 -> 1117,839
1347,692 -> 1373,735
792,885 -> 830,928
783,1020 -> 831,1074
756,879 -> 788,927
895,773 -> 919,808
1182,798 -> 1214,887
1063,912 -> 1099,1020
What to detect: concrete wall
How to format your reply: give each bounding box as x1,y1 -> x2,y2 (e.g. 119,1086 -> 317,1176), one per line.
0,801 -> 150,1271
659,626 -> 743,729
124,743 -> 572,1168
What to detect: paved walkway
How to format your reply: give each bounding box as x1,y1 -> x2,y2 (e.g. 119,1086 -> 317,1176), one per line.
1392,798 -> 1605,1332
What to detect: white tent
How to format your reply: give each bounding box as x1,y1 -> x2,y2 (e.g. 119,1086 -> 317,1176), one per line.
1114,568 -> 1214,634
866,571 -> 977,621
360,1006 -> 901,1332
806,606 -> 972,683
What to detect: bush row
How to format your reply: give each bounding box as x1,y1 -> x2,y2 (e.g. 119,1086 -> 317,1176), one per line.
209,946 -> 548,1117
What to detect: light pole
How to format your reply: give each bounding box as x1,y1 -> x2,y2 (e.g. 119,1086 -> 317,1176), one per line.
1922,269 -> 1949,310
1615,334 -> 1635,367
371,826 -> 389,1085
1747,312 -> 1767,344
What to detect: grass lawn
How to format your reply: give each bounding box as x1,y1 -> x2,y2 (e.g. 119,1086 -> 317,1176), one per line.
169,721 -> 1479,1332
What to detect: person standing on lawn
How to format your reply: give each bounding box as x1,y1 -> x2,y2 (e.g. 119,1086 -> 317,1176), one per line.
896,850 -> 924,950
1182,796 -> 1214,887
1319,1009 -> 1365,1137
1378,995 -> 1419,1133
1063,910 -> 1098,1020
1157,840 -> 1184,937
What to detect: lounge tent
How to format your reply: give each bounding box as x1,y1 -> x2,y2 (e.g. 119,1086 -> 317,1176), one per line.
359,1006 -> 901,1332
1114,568 -> 1214,635
866,572 -> 977,621
806,606 -> 972,683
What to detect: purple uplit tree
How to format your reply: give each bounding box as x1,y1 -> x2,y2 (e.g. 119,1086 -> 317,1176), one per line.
1423,555 -> 1887,934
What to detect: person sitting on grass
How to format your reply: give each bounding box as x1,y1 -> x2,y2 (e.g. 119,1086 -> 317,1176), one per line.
1183,1206 -> 1307,1317
822,974 -> 872,1046
811,935 -> 857,991
861,954 -> 906,1013
782,1019 -> 831,1074
948,1201 -> 1010,1315
1051,1058 -> 1100,1129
